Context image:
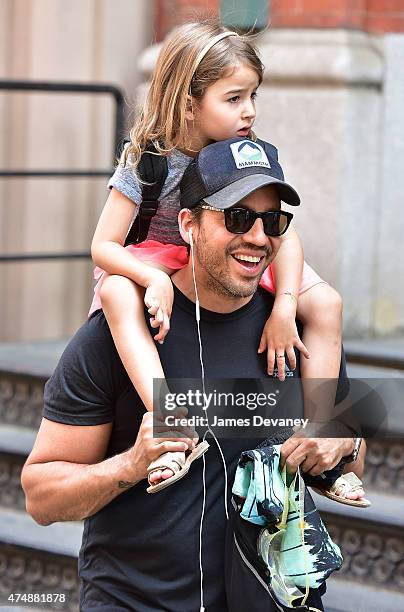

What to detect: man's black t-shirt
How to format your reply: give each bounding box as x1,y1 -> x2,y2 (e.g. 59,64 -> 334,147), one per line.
43,286 -> 348,611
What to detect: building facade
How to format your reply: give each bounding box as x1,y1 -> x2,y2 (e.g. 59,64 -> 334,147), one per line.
1,0 -> 404,340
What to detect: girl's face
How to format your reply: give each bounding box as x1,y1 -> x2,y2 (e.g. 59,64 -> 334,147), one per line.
192,63 -> 259,147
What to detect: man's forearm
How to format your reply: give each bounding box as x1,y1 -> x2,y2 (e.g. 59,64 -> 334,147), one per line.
22,450 -> 142,526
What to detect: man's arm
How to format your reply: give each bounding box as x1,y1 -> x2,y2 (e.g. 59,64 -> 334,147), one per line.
21,413 -> 193,526
280,345 -> 366,478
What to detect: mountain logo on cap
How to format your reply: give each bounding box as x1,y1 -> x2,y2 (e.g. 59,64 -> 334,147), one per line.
230,141 -> 271,170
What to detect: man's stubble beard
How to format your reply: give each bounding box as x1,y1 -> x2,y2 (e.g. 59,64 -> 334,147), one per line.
194,225 -> 273,299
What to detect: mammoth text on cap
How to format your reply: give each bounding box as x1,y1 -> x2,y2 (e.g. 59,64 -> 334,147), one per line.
230,141 -> 271,170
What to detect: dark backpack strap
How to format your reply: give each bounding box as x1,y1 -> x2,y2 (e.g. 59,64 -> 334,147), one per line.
124,144 -> 168,246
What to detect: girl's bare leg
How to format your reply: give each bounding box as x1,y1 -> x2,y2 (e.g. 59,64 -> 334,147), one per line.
297,283 -> 342,425
100,274 -> 182,484
296,284 -> 364,500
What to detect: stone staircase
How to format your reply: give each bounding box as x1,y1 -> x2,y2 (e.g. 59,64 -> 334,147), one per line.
0,345 -> 81,611
0,339 -> 403,611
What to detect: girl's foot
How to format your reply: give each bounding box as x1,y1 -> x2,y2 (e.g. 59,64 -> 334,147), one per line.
146,442 -> 210,494
314,472 -> 371,508
148,451 -> 185,485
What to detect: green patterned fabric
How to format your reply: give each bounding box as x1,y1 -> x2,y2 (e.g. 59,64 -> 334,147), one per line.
232,444 -> 343,594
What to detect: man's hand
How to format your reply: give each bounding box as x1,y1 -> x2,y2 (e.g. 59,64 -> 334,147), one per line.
126,412 -> 196,483
280,435 -> 355,476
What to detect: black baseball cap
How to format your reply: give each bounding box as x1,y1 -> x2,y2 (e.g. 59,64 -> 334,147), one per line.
180,137 -> 300,210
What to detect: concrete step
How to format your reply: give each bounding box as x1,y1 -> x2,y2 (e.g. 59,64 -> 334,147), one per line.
0,508 -> 82,558
0,508 -> 81,611
313,489 -> 404,605
347,362 -> 404,378
323,577 -> 404,612
345,337 -> 404,371
313,488 -> 404,529
0,425 -> 38,512
0,340 -> 68,379
0,424 -> 36,456
0,543 -> 79,611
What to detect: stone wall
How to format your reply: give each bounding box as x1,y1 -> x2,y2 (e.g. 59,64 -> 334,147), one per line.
0,0 -> 152,341
255,29 -> 384,336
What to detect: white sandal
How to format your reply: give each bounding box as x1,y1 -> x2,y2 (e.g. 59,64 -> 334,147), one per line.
146,441 -> 210,494
315,472 -> 371,508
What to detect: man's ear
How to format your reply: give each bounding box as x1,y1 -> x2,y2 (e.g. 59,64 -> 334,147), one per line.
185,95 -> 196,121
178,209 -> 194,244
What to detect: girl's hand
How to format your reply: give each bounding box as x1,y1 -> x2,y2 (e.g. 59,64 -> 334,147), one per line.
258,310 -> 310,381
144,270 -> 174,344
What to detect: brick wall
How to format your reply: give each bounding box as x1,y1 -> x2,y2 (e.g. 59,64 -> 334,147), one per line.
155,0 -> 219,40
271,0 -> 404,33
155,0 -> 404,39
365,0 -> 404,33
271,0 -> 365,30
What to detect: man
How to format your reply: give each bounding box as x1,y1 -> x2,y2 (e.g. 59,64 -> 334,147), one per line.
22,138 -> 364,611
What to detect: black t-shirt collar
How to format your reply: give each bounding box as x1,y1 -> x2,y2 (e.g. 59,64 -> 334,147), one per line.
172,283 -> 260,323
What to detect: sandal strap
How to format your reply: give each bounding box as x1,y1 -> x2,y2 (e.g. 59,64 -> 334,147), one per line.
329,472 -> 363,497
147,451 -> 186,482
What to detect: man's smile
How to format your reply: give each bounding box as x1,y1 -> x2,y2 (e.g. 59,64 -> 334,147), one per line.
230,251 -> 268,274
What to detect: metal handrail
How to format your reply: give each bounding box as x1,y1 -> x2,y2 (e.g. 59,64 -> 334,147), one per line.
2,252 -> 91,262
0,79 -> 126,261
0,171 -> 112,178
0,79 -> 125,161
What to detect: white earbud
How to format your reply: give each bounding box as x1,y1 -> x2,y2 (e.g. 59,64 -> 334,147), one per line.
189,227 -> 200,321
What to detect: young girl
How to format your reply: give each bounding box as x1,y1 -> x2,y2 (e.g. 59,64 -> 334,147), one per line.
90,20 -> 365,504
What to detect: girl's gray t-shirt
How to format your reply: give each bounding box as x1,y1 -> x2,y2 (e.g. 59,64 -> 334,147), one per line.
107,148 -> 193,247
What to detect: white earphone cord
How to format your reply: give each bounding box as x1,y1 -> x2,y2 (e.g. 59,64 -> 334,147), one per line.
189,232 -> 229,612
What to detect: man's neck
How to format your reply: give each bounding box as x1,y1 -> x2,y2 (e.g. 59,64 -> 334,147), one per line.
172,265 -> 253,314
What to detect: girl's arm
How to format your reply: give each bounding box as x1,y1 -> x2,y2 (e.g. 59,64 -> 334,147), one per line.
270,225 -> 303,301
92,187 -> 172,340
92,188 -> 160,287
259,225 -> 309,380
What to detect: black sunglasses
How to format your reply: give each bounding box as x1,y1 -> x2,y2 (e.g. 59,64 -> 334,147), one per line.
201,204 -> 293,237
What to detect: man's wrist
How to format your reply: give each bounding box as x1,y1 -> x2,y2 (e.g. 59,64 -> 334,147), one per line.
115,449 -> 143,490
343,437 -> 362,463
343,438 -> 355,457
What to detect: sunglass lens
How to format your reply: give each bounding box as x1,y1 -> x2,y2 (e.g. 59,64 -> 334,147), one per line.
224,209 -> 291,236
263,212 -> 288,237
225,209 -> 252,234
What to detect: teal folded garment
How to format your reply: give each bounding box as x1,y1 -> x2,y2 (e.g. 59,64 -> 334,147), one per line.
232,444 -> 342,592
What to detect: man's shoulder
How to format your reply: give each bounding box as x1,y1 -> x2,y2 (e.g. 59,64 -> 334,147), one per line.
43,311 -> 127,426
76,310 -> 114,343
62,311 -> 121,369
